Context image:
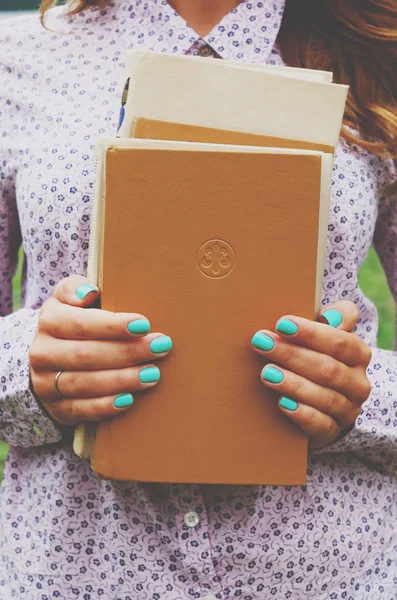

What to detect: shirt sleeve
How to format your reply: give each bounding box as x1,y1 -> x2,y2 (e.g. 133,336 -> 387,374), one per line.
0,149 -> 64,448
315,163 -> 397,473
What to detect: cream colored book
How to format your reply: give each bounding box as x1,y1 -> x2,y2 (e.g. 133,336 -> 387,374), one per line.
117,50 -> 348,147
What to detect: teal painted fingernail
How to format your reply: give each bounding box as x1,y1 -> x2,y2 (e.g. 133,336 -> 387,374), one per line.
114,394 -> 134,408
150,336 -> 173,354
280,396 -> 298,411
322,309 -> 343,328
75,283 -> 98,300
263,365 -> 284,384
276,319 -> 299,335
128,319 -> 151,335
139,366 -> 161,384
251,332 -> 275,352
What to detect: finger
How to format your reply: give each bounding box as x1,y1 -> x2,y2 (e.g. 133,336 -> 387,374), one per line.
29,333 -> 173,372
260,363 -> 359,429
318,300 -> 360,331
52,275 -> 100,307
39,299 -> 152,340
48,393 -> 138,426
37,364 -> 161,403
277,397 -> 341,449
252,333 -> 371,403
256,314 -> 371,367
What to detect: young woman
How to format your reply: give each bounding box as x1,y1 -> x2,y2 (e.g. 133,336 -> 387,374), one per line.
0,0 -> 396,598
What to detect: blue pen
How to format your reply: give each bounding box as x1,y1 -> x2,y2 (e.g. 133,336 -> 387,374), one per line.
117,76 -> 130,135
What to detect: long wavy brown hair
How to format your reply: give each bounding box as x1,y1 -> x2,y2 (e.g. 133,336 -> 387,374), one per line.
40,0 -> 397,187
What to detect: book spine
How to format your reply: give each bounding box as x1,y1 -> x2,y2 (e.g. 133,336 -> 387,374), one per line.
117,51 -> 145,138
90,416 -> 112,479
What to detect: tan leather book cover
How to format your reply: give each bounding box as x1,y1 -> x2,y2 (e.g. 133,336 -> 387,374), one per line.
90,144 -> 323,485
131,119 -> 333,316
133,117 -> 335,154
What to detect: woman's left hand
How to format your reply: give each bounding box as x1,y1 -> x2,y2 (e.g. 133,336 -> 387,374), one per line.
251,301 -> 372,449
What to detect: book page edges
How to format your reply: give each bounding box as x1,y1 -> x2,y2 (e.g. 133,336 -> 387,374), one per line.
316,154 -> 333,314
73,138 -> 108,459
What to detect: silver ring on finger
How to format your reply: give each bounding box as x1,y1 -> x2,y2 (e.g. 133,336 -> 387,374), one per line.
54,370 -> 67,400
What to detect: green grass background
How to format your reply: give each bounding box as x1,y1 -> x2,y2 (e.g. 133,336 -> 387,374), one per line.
0,247 -> 395,480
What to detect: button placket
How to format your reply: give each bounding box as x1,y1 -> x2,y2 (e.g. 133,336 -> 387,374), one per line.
175,486 -> 222,598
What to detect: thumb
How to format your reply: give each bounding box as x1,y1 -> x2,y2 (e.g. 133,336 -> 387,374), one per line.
318,300 -> 359,332
53,275 -> 100,307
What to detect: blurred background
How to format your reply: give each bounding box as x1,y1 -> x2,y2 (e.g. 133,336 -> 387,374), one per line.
0,0 -> 395,479
0,0 -> 38,14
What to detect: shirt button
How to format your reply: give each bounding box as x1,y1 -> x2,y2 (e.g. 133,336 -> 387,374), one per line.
184,511 -> 200,528
198,44 -> 213,57
33,425 -> 45,438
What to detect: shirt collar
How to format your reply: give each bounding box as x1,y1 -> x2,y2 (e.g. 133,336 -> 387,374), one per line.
117,0 -> 286,63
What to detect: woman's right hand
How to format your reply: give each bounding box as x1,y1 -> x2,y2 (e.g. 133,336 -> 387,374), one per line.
29,275 -> 172,426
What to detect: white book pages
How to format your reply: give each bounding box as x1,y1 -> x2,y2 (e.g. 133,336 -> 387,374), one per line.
117,51 -> 348,146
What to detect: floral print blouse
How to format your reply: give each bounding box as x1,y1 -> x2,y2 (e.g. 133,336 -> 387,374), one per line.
0,1 -> 397,599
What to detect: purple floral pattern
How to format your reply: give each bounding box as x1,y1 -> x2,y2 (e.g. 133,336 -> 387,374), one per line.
0,1 -> 397,598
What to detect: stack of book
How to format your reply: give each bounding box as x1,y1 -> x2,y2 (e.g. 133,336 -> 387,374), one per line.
74,51 -> 348,485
